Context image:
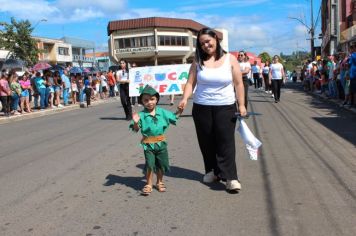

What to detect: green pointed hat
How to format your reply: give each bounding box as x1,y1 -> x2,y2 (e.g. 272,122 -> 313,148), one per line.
139,85 -> 160,103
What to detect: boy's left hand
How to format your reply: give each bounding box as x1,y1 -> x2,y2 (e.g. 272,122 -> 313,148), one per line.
132,112 -> 140,123
175,106 -> 184,116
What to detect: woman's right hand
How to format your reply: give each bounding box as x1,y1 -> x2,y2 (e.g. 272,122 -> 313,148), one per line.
178,99 -> 188,111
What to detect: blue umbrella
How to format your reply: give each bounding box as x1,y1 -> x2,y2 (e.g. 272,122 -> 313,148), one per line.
69,67 -> 82,74
50,64 -> 65,71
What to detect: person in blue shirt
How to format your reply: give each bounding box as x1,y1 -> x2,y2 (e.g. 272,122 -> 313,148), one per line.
84,75 -> 92,108
61,69 -> 71,106
348,43 -> 356,107
34,72 -> 46,109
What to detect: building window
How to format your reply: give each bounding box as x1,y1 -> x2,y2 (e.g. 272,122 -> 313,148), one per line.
159,36 -> 165,46
58,47 -> 69,55
116,36 -> 155,49
43,44 -> 51,53
181,37 -> 187,46
158,36 -> 189,46
72,48 -> 80,55
114,39 -> 120,49
147,36 -> 154,46
171,36 -> 177,45
124,38 -> 130,48
177,36 -> 182,45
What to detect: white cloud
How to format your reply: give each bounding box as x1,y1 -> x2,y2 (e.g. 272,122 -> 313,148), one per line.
179,0 -> 269,11
56,0 -> 126,13
0,0 -> 126,23
0,0 -> 59,21
0,0 -> 313,55
115,8 -> 198,21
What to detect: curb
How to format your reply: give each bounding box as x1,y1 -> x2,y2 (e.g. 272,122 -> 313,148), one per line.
0,97 -> 120,125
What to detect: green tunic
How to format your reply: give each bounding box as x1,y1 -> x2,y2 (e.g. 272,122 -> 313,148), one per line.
129,106 -> 178,173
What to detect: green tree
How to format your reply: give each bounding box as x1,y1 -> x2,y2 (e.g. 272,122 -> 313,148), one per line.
258,52 -> 271,63
0,17 -> 40,66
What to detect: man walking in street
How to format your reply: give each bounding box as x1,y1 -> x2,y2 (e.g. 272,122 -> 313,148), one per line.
251,61 -> 261,89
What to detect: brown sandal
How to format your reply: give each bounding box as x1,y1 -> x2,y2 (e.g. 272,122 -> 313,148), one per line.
156,182 -> 166,192
141,185 -> 152,196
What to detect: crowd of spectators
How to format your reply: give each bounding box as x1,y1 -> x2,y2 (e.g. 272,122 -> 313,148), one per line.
299,43 -> 356,108
0,64 -> 134,117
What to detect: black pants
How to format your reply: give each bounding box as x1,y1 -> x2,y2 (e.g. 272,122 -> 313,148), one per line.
242,77 -> 249,110
253,73 -> 260,88
131,96 -> 137,105
272,79 -> 283,101
119,83 -> 132,119
192,103 -> 238,180
85,88 -> 92,106
109,85 -> 115,97
263,73 -> 270,91
0,96 -> 11,114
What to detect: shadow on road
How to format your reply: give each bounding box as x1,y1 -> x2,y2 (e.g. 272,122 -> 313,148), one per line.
103,165 -> 226,191
286,83 -> 356,146
100,117 -> 127,121
248,99 -> 271,103
103,174 -> 144,191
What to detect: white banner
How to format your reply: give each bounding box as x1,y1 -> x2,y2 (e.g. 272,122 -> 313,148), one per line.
129,64 -> 191,97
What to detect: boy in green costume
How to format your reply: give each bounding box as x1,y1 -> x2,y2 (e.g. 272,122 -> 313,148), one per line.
130,85 -> 183,196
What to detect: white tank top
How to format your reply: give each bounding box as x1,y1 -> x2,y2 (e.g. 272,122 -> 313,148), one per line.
194,54 -> 236,106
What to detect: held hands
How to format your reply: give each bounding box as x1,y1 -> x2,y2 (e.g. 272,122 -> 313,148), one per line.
175,99 -> 186,117
178,99 -> 187,111
238,105 -> 247,117
132,111 -> 140,123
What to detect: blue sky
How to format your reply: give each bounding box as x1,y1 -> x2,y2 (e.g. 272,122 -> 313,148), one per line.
0,0 -> 322,55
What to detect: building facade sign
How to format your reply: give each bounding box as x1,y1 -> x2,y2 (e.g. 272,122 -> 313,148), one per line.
115,47 -> 155,54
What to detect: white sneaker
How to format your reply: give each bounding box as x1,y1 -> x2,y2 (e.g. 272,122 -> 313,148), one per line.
203,171 -> 218,183
271,94 -> 274,98
57,104 -> 63,108
226,180 -> 241,191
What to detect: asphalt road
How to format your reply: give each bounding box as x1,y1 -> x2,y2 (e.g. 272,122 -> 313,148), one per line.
0,84 -> 355,236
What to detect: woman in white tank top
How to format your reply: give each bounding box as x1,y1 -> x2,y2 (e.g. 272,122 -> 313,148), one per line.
178,28 -> 246,193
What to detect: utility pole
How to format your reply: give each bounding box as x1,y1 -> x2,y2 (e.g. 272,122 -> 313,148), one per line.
288,0 -> 316,60
310,0 -> 315,60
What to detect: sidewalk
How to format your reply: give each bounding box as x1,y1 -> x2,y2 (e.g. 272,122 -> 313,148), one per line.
0,97 -> 120,125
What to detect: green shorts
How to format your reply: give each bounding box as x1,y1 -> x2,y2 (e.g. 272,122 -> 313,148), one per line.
143,142 -> 169,173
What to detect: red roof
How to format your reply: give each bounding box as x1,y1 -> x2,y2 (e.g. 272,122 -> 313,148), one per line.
230,51 -> 261,65
107,17 -> 223,39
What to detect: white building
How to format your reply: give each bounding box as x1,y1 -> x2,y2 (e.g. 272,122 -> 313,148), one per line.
107,17 -> 227,66
34,36 -> 72,66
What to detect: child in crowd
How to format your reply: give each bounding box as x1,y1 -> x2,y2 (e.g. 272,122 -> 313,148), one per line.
70,75 -> 78,104
129,85 -> 183,196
